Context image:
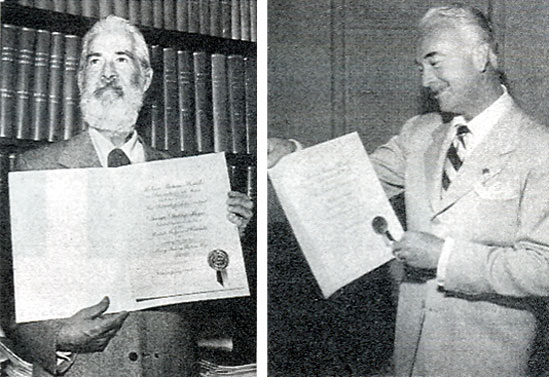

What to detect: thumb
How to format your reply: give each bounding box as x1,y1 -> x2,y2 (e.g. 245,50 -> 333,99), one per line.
77,296 -> 110,319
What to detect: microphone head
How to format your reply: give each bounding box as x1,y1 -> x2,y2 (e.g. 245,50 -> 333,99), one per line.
372,216 -> 388,235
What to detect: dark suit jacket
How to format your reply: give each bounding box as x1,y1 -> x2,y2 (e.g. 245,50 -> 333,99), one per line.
10,131 -> 198,376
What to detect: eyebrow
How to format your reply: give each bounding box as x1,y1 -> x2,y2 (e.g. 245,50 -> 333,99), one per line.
414,51 -> 439,65
86,50 -> 136,60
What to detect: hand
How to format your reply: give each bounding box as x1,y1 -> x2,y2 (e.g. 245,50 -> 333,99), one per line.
268,138 -> 296,168
392,231 -> 444,270
226,191 -> 254,236
56,297 -> 128,353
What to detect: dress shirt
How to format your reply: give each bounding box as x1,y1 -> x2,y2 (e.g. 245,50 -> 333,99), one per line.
437,86 -> 513,285
88,128 -> 145,167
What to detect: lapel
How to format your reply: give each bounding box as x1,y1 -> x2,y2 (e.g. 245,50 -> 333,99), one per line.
429,106 -> 521,217
142,138 -> 169,162
57,131 -> 102,168
424,120 -> 454,212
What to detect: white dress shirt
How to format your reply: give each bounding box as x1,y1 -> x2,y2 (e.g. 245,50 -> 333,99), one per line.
88,128 -> 146,167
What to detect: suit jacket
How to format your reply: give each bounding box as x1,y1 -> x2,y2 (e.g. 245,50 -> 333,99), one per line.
10,131 -> 198,376
370,98 -> 548,376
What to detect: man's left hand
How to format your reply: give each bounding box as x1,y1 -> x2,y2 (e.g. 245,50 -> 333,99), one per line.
392,231 -> 444,270
226,191 -> 254,236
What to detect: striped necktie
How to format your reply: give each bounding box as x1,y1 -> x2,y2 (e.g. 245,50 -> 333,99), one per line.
442,124 -> 470,191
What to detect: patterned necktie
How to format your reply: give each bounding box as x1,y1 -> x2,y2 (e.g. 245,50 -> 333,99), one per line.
107,148 -> 131,167
442,124 -> 470,191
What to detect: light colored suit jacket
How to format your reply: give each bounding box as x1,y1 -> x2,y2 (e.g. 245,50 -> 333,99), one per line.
370,98 -> 548,376
10,131 -> 198,376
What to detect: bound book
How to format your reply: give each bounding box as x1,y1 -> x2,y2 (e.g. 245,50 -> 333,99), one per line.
140,0 -> 153,27
209,0 -> 221,37
177,50 -> 196,154
244,56 -> 256,155
163,0 -> 176,30
149,45 -> 164,150
14,27 -> 36,140
240,0 -> 250,41
250,0 -> 256,42
30,29 -> 51,142
99,0 -> 114,18
128,0 -> 141,25
188,0 -> 200,33
175,0 -> 189,32
199,0 -> 210,35
211,53 -> 231,152
227,55 -> 246,153
163,47 -> 179,154
66,0 -> 82,16
82,0 -> 100,18
47,32 -> 64,142
231,0 -> 241,40
193,51 -> 214,153
0,24 -> 18,139
61,34 -> 80,141
113,0 -> 129,18
153,0 -> 164,29
220,0 -> 232,39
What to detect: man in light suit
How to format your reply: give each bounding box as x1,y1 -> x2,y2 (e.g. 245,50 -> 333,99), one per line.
9,16 -> 254,376
269,4 -> 548,376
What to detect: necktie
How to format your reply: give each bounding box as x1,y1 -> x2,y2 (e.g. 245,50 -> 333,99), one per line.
107,148 -> 131,167
442,124 -> 470,191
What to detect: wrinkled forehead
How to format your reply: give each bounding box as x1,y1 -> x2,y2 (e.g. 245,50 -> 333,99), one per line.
88,29 -> 135,55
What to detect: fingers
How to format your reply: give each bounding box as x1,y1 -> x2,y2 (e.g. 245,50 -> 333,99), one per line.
226,192 -> 254,224
268,138 -> 296,168
75,296 -> 110,319
227,191 -> 254,209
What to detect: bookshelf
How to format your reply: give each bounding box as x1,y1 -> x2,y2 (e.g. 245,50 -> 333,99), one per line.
0,0 -> 257,369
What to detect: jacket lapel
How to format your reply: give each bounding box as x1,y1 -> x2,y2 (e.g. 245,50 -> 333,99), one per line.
433,107 -> 520,216
57,131 -> 102,168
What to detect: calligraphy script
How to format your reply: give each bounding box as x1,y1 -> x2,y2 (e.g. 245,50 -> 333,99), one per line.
269,132 -> 403,298
9,153 -> 249,323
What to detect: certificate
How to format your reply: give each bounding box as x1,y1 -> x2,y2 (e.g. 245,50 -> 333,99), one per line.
9,153 -> 249,323
268,132 -> 403,298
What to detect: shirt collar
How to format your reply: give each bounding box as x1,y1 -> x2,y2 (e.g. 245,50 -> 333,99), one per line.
451,86 -> 513,151
88,128 -> 145,167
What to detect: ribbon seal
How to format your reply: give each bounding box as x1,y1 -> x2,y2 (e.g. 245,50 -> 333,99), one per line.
208,249 -> 229,286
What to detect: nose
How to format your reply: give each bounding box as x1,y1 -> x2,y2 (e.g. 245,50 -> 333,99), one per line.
101,61 -> 117,84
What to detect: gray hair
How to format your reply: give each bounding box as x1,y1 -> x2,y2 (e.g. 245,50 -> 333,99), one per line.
78,15 -> 151,88
420,4 -> 498,68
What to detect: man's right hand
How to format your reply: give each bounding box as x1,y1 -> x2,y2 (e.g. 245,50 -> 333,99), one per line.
56,297 -> 128,353
268,138 -> 296,168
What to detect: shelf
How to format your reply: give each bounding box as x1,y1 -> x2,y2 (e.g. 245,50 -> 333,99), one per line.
1,1 -> 256,57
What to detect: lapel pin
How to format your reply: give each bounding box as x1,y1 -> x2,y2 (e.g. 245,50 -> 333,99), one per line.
482,168 -> 490,175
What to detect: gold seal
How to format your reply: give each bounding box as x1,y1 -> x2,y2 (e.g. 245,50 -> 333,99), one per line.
208,249 -> 229,271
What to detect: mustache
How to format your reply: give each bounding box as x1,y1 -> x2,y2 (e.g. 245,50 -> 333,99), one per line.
93,81 -> 124,97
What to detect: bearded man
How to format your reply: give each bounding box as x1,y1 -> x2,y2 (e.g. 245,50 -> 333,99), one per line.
9,16 -> 254,376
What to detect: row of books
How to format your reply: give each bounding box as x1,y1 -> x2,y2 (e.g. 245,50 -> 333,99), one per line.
14,0 -> 257,42
0,24 -> 257,156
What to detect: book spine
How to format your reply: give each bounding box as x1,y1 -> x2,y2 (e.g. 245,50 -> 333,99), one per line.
16,0 -> 34,7
229,163 -> 246,192
163,0 -> 176,30
113,0 -> 129,18
66,0 -> 81,15
209,0 -> 221,37
231,0 -> 241,40
220,0 -> 231,39
62,34 -> 80,140
47,32 -> 64,142
152,0 -> 164,29
14,27 -> 36,140
199,0 -> 210,35
162,47 -> 178,154
149,45 -> 164,150
176,50 -> 196,154
128,0 -> 140,25
99,0 -> 114,18
30,29 -> 51,142
211,53 -> 230,152
82,0 -> 100,18
34,0 -> 54,10
227,55 -> 246,153
188,0 -> 199,33
0,24 -> 18,139
140,0 -> 153,27
250,0 -> 256,42
192,51 -> 213,153
175,0 -> 188,32
53,0 -> 67,13
244,56 -> 256,155
240,0 -> 250,41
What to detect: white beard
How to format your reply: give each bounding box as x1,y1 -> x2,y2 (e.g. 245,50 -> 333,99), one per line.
80,83 -> 144,138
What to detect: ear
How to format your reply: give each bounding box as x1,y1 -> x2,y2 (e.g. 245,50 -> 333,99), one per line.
471,43 -> 490,72
142,67 -> 153,92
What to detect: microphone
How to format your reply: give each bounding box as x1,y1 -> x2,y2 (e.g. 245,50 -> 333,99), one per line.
372,216 -> 395,243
